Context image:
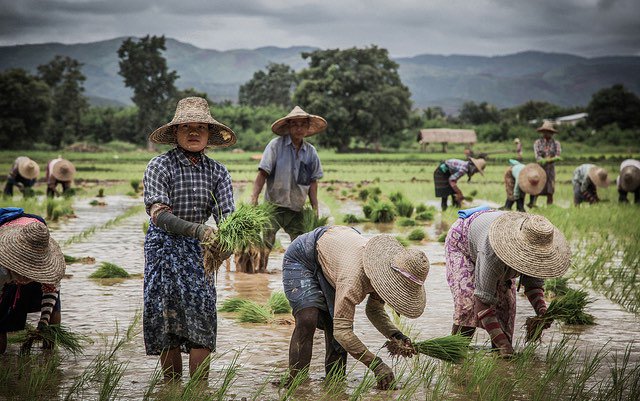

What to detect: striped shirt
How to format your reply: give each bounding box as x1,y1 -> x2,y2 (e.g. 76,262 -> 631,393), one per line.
468,212 -> 543,305
143,147 -> 235,224
444,159 -> 470,182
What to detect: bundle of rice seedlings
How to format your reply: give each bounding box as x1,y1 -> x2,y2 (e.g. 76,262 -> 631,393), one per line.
544,277 -> 570,298
407,228 -> 426,241
130,179 -> 140,193
268,291 -> 292,314
142,220 -> 149,235
469,189 -> 478,197
64,254 -> 95,264
212,203 -> 274,253
525,288 -> 595,342
343,214 -> 362,224
362,204 -> 373,219
437,232 -> 447,243
416,210 -> 435,221
302,205 -> 329,233
415,204 -> 428,213
394,199 -> 414,218
237,301 -> 273,323
389,191 -> 405,203
219,297 -> 249,312
358,189 -> 369,201
18,324 -> 87,356
395,236 -> 410,247
370,201 -> 396,223
385,334 -> 468,363
398,218 -> 417,227
89,262 -> 130,279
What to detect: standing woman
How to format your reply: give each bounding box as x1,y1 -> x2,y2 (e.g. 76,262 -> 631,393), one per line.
530,121 -> 561,207
143,97 -> 236,380
433,157 -> 486,211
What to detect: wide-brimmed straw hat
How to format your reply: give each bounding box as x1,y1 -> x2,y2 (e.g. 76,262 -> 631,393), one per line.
51,159 -> 76,181
363,235 -> 429,318
588,166 -> 610,188
0,222 -> 65,284
271,106 -> 327,137
17,157 -> 40,180
149,97 -> 237,148
489,213 -> 571,279
513,138 -> 521,144
536,121 -> 557,133
518,163 -> 547,195
619,165 -> 640,192
469,157 -> 486,176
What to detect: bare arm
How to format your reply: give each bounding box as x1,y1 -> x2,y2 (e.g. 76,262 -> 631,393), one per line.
308,180 -> 319,212
250,169 -> 268,205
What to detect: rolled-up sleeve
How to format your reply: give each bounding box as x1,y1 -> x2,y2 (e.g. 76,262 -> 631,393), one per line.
212,164 -> 235,222
143,157 -> 171,215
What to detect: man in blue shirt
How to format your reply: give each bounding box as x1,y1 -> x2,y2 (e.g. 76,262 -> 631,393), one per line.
250,106 -> 326,272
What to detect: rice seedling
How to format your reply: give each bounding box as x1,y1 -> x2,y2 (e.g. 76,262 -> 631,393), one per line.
437,232 -> 447,243
211,203 -> 274,253
415,204 -> 427,213
63,204 -> 144,246
212,351 -> 242,401
302,205 -> 329,233
268,291 -> 292,314
544,277 -> 570,298
358,188 -> 369,201
219,297 -> 249,312
16,324 -> 87,356
415,210 -> 435,221
407,228 -> 426,241
130,179 -> 140,192
395,236 -> 410,247
394,199 -> 414,218
397,217 -> 416,226
142,220 -> 149,234
362,204 -> 373,219
97,188 -> 105,197
238,300 -> 273,323
89,262 -> 131,279
370,201 -> 396,223
386,334 -> 469,363
348,363 -> 377,400
277,366 -> 309,401
342,213 -> 362,224
526,288 -> 595,342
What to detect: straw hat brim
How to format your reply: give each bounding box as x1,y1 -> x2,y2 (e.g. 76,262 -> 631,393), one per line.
588,167 -> 610,188
52,160 -> 76,181
620,166 -> 640,192
362,235 -> 426,319
149,121 -> 237,148
469,157 -> 485,176
517,163 -> 547,195
271,115 -> 327,137
17,159 -> 40,180
0,224 -> 65,284
488,213 -> 571,279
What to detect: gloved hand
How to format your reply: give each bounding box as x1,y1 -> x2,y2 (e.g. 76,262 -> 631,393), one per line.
371,357 -> 395,390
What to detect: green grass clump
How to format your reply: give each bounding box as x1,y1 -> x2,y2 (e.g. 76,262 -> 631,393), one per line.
358,188 -> 369,201
395,236 -> 410,247
362,204 -> 373,219
268,291 -> 292,314
302,205 -> 329,233
544,277 -> 571,298
437,232 -> 447,243
416,210 -> 435,221
342,214 -> 362,224
219,297 -> 249,312
370,201 -> 396,223
214,203 -> 274,253
407,228 -> 426,241
397,217 -> 416,227
89,262 -> 131,279
394,199 -> 414,218
237,301 -> 273,323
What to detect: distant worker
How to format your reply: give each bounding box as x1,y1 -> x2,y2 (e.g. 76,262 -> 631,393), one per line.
617,159 -> 640,204
514,138 -> 523,161
45,158 -> 75,197
502,160 -> 546,212
3,157 -> 39,197
530,121 -> 561,207
434,157 -> 486,211
572,164 -> 609,206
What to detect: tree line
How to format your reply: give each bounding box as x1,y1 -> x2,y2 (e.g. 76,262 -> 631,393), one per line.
1,35 -> 639,151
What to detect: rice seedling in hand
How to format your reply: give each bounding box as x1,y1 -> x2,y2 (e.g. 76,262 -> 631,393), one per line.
268,291 -> 292,314
385,334 -> 469,363
89,262 -> 131,279
526,288 -> 595,342
18,324 -> 87,356
219,297 -> 250,312
544,277 -> 571,298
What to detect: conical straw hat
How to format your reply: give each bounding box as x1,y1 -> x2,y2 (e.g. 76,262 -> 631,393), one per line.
536,120 -> 557,133
271,106 -> 327,137
588,166 -> 610,188
149,97 -> 236,148
489,213 -> 571,279
0,222 -> 65,284
619,165 -> 640,192
363,235 -> 429,318
17,157 -> 40,180
51,159 -> 76,181
518,163 -> 547,195
469,157 -> 486,176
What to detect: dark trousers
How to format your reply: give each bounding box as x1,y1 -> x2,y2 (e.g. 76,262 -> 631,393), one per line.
3,175 -> 34,197
619,188 -> 640,204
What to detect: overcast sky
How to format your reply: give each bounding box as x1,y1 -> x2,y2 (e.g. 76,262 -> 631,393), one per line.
0,0 -> 638,57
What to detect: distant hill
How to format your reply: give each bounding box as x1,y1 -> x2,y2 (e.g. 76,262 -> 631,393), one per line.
1,38 -> 638,112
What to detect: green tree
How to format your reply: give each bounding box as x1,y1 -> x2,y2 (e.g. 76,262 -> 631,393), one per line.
294,46 -> 412,152
238,63 -> 297,107
587,84 -> 640,129
0,69 -> 52,149
118,35 -> 178,148
37,55 -> 88,148
458,101 -> 500,125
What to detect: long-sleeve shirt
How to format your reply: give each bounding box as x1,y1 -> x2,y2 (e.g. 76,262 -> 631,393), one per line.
533,137 -> 561,160
0,267 -> 60,326
509,159 -> 525,199
572,164 -> 596,193
8,157 -> 37,186
444,159 -> 471,182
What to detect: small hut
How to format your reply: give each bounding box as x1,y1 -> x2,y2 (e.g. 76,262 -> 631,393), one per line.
417,128 -> 477,152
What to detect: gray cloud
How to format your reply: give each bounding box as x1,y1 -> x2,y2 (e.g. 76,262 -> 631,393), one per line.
0,0 -> 638,56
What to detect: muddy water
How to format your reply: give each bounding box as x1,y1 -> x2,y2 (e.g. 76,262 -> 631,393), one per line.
8,196 -> 640,400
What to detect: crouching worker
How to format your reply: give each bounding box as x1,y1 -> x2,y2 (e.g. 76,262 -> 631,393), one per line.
502,160 -> 546,212
572,164 -> 609,206
0,207 -> 66,354
434,157 -> 486,211
45,158 -> 75,197
3,157 -> 40,197
445,208 -> 570,357
281,226 -> 430,389
617,159 -> 640,204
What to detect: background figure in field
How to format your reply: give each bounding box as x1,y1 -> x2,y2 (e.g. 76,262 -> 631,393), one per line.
502,160 -> 546,212
45,158 -> 75,197
3,157 -> 39,197
250,106 -> 325,272
281,226 -> 429,389
433,157 -> 485,211
617,159 -> 640,204
513,138 -> 523,161
445,209 -> 570,357
0,208 -> 65,354
530,121 -> 561,207
142,97 -> 236,381
572,164 -> 609,206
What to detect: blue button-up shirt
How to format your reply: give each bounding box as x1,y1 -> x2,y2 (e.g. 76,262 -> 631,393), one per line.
259,135 -> 323,211
143,148 -> 235,224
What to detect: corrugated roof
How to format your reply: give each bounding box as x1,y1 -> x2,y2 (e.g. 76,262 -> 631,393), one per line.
418,129 -> 477,143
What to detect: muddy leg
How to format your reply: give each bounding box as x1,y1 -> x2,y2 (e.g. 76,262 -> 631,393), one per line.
288,307 -> 319,383
189,348 -> 211,379
161,347 -> 182,381
546,194 -> 553,205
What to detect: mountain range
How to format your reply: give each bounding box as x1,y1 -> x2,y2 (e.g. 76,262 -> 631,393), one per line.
1,37 -> 639,113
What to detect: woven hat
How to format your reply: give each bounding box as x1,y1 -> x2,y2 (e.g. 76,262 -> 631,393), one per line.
271,106 -> 327,137
518,163 -> 547,195
363,235 -> 429,318
588,166 -> 610,188
0,222 -> 65,284
619,165 -> 640,192
489,213 -> 571,279
536,121 -> 557,133
469,157 -> 486,176
51,159 -> 76,181
17,157 -> 40,180
149,97 -> 237,148
513,138 -> 520,144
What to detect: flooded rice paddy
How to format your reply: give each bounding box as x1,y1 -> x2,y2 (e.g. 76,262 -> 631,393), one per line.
2,195 -> 639,400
